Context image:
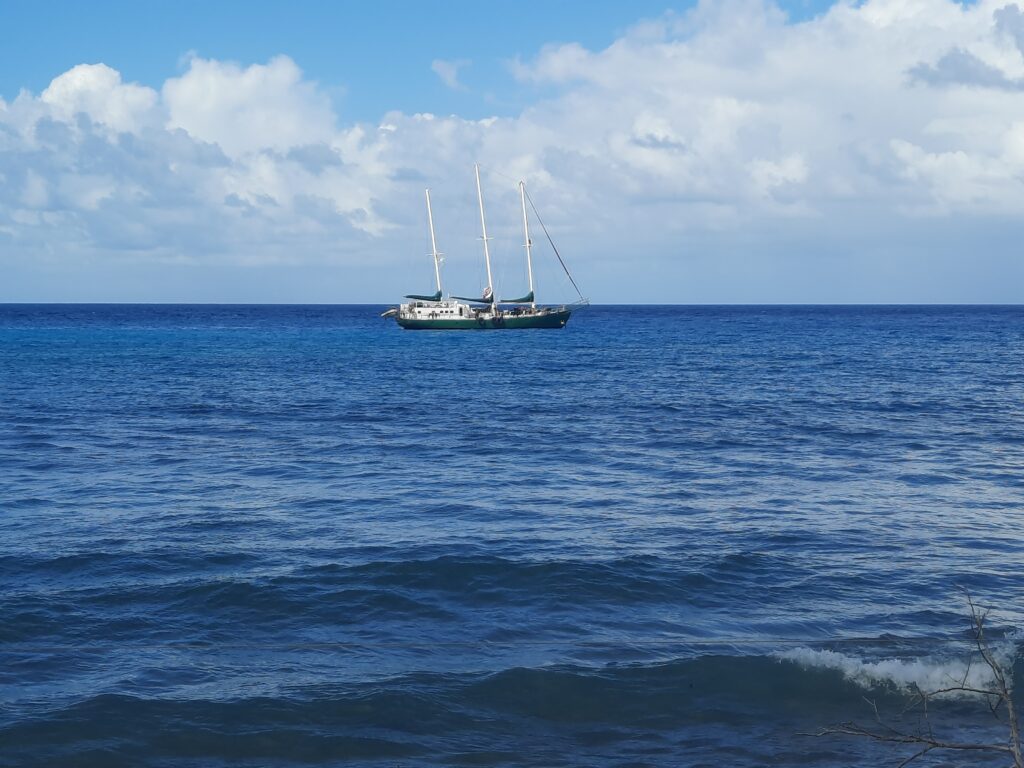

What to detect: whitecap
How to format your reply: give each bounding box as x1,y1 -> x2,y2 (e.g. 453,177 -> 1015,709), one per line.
775,647 -> 1013,697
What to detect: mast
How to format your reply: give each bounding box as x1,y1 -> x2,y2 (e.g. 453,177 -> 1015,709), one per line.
519,180 -> 536,309
474,163 -> 494,304
425,188 -> 442,295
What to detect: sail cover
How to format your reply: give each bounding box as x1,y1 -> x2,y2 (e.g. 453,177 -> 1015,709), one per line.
404,291 -> 443,301
499,291 -> 534,304
452,286 -> 494,303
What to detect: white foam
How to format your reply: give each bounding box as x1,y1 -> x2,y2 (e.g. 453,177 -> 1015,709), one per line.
776,647 -> 1011,697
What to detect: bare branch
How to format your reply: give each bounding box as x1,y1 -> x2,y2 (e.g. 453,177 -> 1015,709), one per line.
896,745 -> 933,768
960,653 -> 973,688
814,723 -> 1012,753
807,592 -> 1022,768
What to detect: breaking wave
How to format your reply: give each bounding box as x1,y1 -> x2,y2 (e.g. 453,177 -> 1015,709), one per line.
777,646 -> 1018,697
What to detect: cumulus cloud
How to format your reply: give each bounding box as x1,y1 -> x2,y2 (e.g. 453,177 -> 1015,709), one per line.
164,55 -> 336,157
996,3 -> 1024,54
3,0 -> 1024,301
40,63 -> 159,134
910,48 -> 1024,89
0,59 -> 379,272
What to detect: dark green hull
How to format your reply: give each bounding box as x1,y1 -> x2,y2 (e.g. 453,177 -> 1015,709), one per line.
397,309 -> 571,330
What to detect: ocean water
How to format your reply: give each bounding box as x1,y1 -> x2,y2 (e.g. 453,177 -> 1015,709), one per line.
1,304 -> 1022,767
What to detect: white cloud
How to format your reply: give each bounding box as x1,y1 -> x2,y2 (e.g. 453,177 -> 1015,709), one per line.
40,63 -> 158,134
163,55 -> 336,157
431,59 -> 470,91
2,0 -> 1024,301
750,154 -> 808,195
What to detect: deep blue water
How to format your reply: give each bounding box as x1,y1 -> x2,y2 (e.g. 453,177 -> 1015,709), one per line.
1,304 -> 1023,767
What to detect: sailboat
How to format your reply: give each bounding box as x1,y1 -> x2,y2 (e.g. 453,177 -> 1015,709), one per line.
381,164 -> 587,330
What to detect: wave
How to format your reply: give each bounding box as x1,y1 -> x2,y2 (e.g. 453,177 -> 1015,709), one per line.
5,650 -> 1019,766
10,651 -> 990,721
0,549 -> 984,649
777,646 -> 1017,697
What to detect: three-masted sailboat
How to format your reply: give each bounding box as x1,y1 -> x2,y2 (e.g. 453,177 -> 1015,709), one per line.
381,164 -> 586,330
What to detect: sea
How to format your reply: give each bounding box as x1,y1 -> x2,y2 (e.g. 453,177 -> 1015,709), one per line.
1,304 -> 1022,768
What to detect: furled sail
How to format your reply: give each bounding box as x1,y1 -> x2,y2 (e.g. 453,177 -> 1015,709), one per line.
499,290 -> 534,304
452,286 -> 493,304
404,291 -> 443,301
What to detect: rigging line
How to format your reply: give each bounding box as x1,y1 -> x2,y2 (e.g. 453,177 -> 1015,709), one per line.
474,163 -> 584,301
524,188 -> 585,302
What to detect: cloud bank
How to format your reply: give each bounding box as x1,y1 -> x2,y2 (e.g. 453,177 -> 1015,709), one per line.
2,0 -> 1023,302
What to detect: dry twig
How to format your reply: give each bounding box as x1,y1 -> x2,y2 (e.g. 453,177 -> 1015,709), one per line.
809,592 -> 1021,767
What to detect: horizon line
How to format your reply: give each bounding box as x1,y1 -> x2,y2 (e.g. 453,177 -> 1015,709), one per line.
2,302 -> 1022,308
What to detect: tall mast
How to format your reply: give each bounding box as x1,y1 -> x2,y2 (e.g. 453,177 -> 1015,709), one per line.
474,163 -> 494,303
425,188 -> 442,294
519,181 -> 536,309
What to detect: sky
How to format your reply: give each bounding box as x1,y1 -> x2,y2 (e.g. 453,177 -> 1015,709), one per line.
2,0 -> 1022,303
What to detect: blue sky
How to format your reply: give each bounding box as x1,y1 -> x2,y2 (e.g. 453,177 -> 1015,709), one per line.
2,0 -> 1021,303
